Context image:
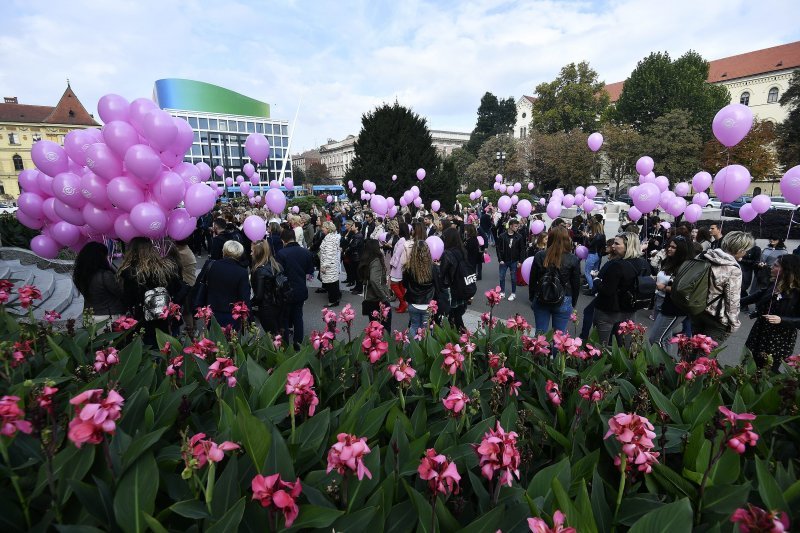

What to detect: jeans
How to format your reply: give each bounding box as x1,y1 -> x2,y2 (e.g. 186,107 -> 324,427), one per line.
283,303 -> 305,349
408,306 -> 428,336
499,261 -> 518,294
648,313 -> 683,358
580,298 -> 596,339
532,298 -> 573,334
584,253 -> 600,290
593,308 -> 629,345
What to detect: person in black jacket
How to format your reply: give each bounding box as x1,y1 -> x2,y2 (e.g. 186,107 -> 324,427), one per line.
73,241 -> 127,321
276,228 -> 315,350
440,227 -> 471,331
250,240 -> 283,335
583,219 -> 606,291
738,242 -> 761,312
402,240 -> 436,335
741,253 -> 800,371
209,218 -> 241,260
198,240 -> 251,328
529,226 -> 581,333
344,221 -> 365,293
495,218 -> 525,301
464,224 -> 483,281
592,232 -> 649,344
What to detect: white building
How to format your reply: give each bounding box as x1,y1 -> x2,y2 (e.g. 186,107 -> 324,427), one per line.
514,96 -> 535,139
291,149 -> 320,173
430,129 -> 470,156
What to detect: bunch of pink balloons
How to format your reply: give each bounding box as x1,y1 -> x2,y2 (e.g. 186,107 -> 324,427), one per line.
18,93 -> 228,259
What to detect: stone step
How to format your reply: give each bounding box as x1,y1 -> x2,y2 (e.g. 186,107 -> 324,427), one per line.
36,277 -> 76,318
5,266 -> 35,305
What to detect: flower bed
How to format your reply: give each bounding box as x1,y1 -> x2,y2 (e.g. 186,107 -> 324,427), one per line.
0,287 -> 798,532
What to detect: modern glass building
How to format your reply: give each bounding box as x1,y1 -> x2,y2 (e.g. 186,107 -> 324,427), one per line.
153,79 -> 292,186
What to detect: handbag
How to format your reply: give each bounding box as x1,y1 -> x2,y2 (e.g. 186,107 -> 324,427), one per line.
193,260 -> 215,309
361,299 -> 381,318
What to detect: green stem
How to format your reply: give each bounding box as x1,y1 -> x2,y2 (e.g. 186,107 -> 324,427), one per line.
431,492 -> 438,533
205,461 -> 217,514
289,395 -> 296,445
0,437 -> 31,529
399,387 -> 406,412
614,455 -> 627,526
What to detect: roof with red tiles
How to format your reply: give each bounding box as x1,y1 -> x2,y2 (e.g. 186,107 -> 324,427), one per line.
0,85 -> 98,126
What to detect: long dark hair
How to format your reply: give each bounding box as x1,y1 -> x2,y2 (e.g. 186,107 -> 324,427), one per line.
398,222 -> 410,240
358,239 -> 385,281
661,236 -> 690,274
73,241 -> 113,296
442,227 -> 466,257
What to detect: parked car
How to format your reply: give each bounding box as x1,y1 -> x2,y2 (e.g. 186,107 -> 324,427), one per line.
768,196 -> 795,211
721,196 -> 752,217
615,194 -> 633,206
706,198 -> 722,209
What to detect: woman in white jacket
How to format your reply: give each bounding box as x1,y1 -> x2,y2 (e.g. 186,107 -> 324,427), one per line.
319,221 -> 342,306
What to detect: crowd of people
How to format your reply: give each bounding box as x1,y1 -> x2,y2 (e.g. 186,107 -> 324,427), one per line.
69,195 -> 800,371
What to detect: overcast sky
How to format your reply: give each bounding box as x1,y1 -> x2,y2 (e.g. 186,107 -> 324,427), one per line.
1,0 -> 798,153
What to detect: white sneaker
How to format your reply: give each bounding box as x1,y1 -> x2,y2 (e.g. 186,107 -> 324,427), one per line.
499,292 -> 506,299
508,293 -> 516,301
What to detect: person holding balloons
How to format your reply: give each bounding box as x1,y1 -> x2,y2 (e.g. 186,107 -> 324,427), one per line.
582,218 -> 606,292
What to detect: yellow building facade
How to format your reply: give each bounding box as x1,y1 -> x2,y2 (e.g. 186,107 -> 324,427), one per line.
0,85 -> 98,200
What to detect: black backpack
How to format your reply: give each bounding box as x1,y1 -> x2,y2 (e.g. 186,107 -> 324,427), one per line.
450,253 -> 478,301
274,271 -> 295,304
620,259 -> 656,311
537,266 -> 565,306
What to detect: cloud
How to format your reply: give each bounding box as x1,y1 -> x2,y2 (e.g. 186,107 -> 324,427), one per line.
0,0 -> 797,153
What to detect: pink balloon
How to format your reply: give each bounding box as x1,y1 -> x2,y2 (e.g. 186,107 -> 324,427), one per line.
587,132 -> 603,152
562,194 -> 575,208
196,162 -> 212,182
512,195 -> 519,205
531,220 -> 545,234
51,221 -> 81,247
674,182 -> 690,197
585,185 -> 597,199
371,194 -> 388,215
712,104 -> 754,148
392,174 -> 397,181
660,190 -> 676,206
498,195 -> 512,213
152,171 -> 186,210
247,190 -> 255,198
416,168 -> 426,180
124,144 -> 162,184
514,182 -> 522,193
636,156 -> 654,176
15,210 -> 44,230
243,215 -> 267,241
692,171 -> 712,193
130,202 -> 167,238
236,175 -> 245,184
42,197 -> 58,223
413,197 -> 423,208
54,199 -> 85,226
668,197 -> 687,217
517,199 -> 532,218
546,202 -> 562,219
245,134 -> 270,164
142,109 -> 178,151
97,94 -> 131,123
431,200 -> 441,212
184,183 -> 216,217
159,150 -> 183,168
107,176 -> 145,212
575,245 -> 589,259
713,165 -> 751,203
692,192 -> 709,207
426,236 -> 444,261
291,206 -> 300,214
31,235 -> 60,259
739,203 -> 757,222
574,194 -> 585,206
82,204 -> 115,233
18,192 -> 44,219
17,169 -> 42,195
225,177 -> 234,187
632,183 -> 660,213
215,165 -> 224,177
583,199 -> 596,213
654,175 -> 669,192
750,194 -> 771,214
52,172 -> 85,208
250,174 -> 260,185
527,183 -> 534,191
326,195 -> 333,203
241,182 -> 251,195
521,256 -> 535,284
265,188 -> 286,213
388,206 -> 398,218
495,175 -> 503,183
80,172 -> 110,208
63,129 -> 92,165
627,206 -> 642,221
128,98 -> 159,135
243,163 -> 255,178
174,162 -> 202,185
31,140 -> 70,177
539,198 -> 545,206
102,121 -> 139,159
779,165 -> 800,205
284,177 -> 294,189
85,143 -> 123,180
114,213 -> 140,242
168,117 -> 195,156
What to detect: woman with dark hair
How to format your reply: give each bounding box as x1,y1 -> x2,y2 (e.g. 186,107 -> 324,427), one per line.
439,226 -> 471,331
695,227 -> 712,252
464,224 -> 483,281
403,239 -> 436,334
529,226 -> 581,333
648,236 -> 692,353
741,253 -> 800,371
250,240 -> 284,335
359,239 -> 392,329
583,219 -> 605,291
389,222 -> 411,313
118,237 -> 186,346
754,236 -> 788,293
73,241 -> 126,322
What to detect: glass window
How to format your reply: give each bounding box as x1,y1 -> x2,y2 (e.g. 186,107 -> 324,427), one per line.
200,133 -> 208,143
246,122 -> 255,133
209,119 -> 218,130
191,145 -> 201,156
188,117 -> 199,128
13,154 -> 24,171
219,121 -> 228,131
255,123 -> 263,133
193,131 -> 200,142
740,92 -> 750,106
237,121 -> 245,132
199,118 -> 208,130
212,146 -> 220,157
8,133 -> 20,145
201,145 -> 210,156
768,87 -> 779,103
268,136 -> 275,147
32,134 -> 41,142
264,124 -> 273,135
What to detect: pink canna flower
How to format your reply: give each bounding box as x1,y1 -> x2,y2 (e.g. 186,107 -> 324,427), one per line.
493,367 -> 522,396
393,329 -> 410,345
251,474 -> 302,527
273,334 -> 283,350
166,355 -> 184,378
44,310 -> 61,323
338,303 -> 356,326
786,354 -> 800,369
428,299 -> 438,315
552,330 -> 583,357
184,337 -> 219,360
326,433 -> 372,480
321,307 -> 337,325
310,330 -> 336,354
604,412 -> 660,474
528,510 -> 576,533
488,352 -> 501,369
388,358 -> 416,385
545,380 -> 562,406
112,315 -> 138,332
675,356 -> 722,381
617,320 -> 647,336
0,395 -> 33,437
731,504 -> 790,533
474,422 -> 521,487
718,406 -> 759,454
505,314 -> 531,332
441,343 -> 464,375
285,368 -> 319,417
570,310 -> 578,323
17,284 -> 42,309
522,335 -> 550,356
231,301 -> 249,321
481,312 -> 499,329
194,305 -> 213,325
414,327 -> 426,341
0,279 -> 13,304
206,357 -> 238,387
160,342 -> 172,355
10,340 -> 33,367
93,347 -> 120,373
184,432 -> 240,470
485,286 -> 502,307
578,383 -> 604,403
361,321 -> 389,363
68,389 -> 124,447
36,385 -> 59,415
442,386 -> 470,415
418,448 -> 461,496
670,333 -> 719,359
159,301 -> 183,321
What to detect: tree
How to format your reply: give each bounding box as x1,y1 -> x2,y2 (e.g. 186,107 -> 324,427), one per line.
464,135 -> 524,192
527,129 -> 596,193
602,123 -> 645,197
291,166 -> 306,186
466,92 -> 517,154
305,161 -> 334,184
640,109 -> 702,181
777,70 -> 800,170
530,61 -> 610,134
702,119 -> 779,178
344,102 -> 440,205
615,51 -> 729,138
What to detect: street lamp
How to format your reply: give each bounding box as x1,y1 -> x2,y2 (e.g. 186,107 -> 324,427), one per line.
495,151 -> 506,175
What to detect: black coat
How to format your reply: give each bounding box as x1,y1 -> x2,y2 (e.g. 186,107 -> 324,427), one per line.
403,267 -> 436,305
496,231 -> 525,263
251,263 -> 281,307
276,242 -> 314,304
528,250 -> 581,306
593,257 -> 649,312
465,236 -> 482,267
344,232 -> 364,261
204,258 -> 251,314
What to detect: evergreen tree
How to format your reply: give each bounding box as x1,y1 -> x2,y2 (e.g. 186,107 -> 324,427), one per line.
777,70 -> 800,170
615,50 -> 729,139
530,61 -> 609,134
465,135 -> 524,192
641,109 -> 702,181
466,92 -> 517,154
344,102 -> 440,205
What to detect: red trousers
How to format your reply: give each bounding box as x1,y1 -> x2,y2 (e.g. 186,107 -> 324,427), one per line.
390,281 -> 407,312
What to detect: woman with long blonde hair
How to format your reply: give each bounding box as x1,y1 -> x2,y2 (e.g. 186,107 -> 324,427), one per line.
529,226 -> 581,333
403,239 -> 436,334
251,240 -> 283,335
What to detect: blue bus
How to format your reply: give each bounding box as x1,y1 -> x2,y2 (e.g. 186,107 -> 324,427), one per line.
221,184 -> 346,200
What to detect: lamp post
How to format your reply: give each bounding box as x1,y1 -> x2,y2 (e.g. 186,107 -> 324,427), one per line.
495,151 -> 506,175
